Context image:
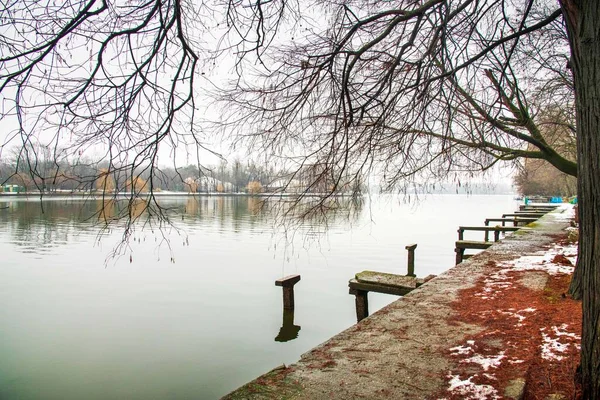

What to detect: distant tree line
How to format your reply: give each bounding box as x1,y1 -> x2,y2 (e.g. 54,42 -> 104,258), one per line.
0,150 -> 362,195
0,153 -> 275,194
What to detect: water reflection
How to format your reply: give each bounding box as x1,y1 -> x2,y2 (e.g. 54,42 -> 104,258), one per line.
97,198 -> 117,222
247,196 -> 264,215
0,194 -> 518,399
275,309 -> 301,342
0,195 -> 364,254
0,199 -> 98,253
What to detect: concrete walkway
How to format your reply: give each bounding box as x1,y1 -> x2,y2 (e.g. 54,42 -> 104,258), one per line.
222,206 -> 577,399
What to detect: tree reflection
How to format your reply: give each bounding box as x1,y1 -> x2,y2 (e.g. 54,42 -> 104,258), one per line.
0,199 -> 98,251
97,199 -> 117,223
0,195 -> 364,253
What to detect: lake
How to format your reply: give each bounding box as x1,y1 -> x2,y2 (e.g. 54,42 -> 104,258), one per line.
0,194 -> 518,399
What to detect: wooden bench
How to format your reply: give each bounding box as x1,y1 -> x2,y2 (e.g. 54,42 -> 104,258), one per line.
458,226 -> 520,242
519,205 -> 559,211
455,240 -> 493,264
513,209 -> 551,214
502,212 -> 546,219
485,217 -> 537,227
349,271 -> 436,322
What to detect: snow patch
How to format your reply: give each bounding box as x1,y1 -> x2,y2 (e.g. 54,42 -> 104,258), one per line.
552,204 -> 575,220
540,324 -> 581,361
483,373 -> 498,381
450,341 -> 509,370
497,242 -> 578,275
450,345 -> 473,355
462,351 -> 506,371
497,308 -> 536,325
474,270 -> 515,299
447,374 -> 500,399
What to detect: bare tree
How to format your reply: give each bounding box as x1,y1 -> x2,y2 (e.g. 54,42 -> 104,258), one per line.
221,1 -> 596,395
222,1 -> 575,182
514,105 -> 577,196
2,0 -> 600,395
220,1 -> 599,394
1,0 -> 224,243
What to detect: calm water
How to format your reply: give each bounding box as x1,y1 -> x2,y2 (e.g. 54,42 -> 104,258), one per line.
0,194 -> 518,399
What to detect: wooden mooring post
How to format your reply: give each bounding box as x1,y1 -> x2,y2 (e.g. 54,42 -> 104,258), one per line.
275,274 -> 301,310
349,269 -> 436,322
455,240 -> 493,264
405,243 -> 417,277
353,290 -> 369,322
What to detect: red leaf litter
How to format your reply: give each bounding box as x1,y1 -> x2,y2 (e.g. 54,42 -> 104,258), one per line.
441,236 -> 581,399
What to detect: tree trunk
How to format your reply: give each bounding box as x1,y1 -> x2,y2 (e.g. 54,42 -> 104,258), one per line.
561,0 -> 600,397
569,265 -> 582,299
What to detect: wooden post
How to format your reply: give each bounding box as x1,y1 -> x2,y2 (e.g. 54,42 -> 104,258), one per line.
353,289 -> 369,322
494,228 -> 501,242
455,247 -> 464,265
484,229 -> 490,242
275,275 -> 301,311
405,243 -> 417,277
458,228 -> 464,240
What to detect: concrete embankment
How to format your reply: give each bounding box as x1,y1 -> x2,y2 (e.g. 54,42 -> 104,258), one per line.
222,206 -> 579,400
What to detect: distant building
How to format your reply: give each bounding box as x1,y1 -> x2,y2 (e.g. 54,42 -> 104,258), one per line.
2,184 -> 24,193
263,178 -> 303,193
185,176 -> 234,193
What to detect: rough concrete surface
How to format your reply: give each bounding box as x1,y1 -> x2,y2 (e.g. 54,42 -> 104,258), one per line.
222,207 -> 573,400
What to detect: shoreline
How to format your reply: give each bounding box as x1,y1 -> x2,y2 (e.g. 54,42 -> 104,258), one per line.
0,191 -> 517,199
222,205 -> 580,399
0,191 -> 357,199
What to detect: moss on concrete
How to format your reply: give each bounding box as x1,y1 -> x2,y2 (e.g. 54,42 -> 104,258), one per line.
222,366 -> 303,400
